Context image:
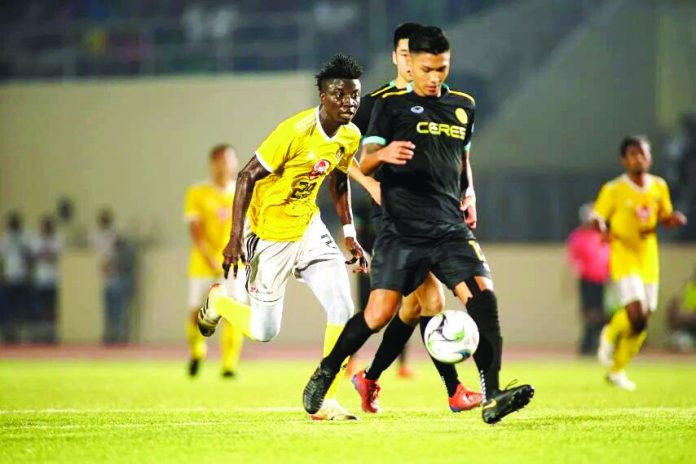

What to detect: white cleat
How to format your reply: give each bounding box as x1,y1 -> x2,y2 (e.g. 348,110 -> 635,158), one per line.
597,327 -> 615,368
606,371 -> 636,391
310,399 -> 359,421
197,283 -> 226,337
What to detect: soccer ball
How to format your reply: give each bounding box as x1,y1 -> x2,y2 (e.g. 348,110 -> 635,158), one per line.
424,310 -> 479,364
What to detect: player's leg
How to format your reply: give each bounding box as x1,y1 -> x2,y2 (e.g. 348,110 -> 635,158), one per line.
186,278 -> 213,377
415,274 -> 483,411
218,274 -> 248,377
432,236 -> 533,424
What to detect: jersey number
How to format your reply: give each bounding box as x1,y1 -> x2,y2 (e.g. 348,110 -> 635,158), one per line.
468,240 -> 486,262
290,181 -> 318,200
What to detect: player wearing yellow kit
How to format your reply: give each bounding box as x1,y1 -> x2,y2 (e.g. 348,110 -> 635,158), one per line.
184,145 -> 247,378
197,55 -> 368,420
592,135 -> 687,390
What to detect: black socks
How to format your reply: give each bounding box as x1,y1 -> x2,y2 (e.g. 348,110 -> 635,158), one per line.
365,315 -> 415,380
466,290 -> 502,398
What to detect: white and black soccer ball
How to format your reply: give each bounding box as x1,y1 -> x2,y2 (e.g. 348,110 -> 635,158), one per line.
424,310 -> 479,364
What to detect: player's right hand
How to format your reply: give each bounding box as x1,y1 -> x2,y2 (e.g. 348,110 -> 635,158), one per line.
378,141 -> 415,165
222,235 -> 246,279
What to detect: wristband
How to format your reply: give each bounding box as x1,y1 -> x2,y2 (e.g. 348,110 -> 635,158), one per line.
343,224 -> 357,239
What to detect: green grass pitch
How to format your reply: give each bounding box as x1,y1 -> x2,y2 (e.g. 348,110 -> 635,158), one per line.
1,357 -> 695,463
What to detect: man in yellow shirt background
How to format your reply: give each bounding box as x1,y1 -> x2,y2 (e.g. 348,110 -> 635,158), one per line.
184,144 -> 246,378
591,135 -> 687,390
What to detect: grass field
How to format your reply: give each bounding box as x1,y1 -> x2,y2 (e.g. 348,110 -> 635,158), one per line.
1,355 -> 696,464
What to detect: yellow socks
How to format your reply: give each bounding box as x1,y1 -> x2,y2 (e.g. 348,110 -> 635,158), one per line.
605,308 -> 647,373
186,313 -> 207,360
220,320 -> 244,373
611,329 -> 647,373
323,324 -> 347,400
214,296 -> 255,340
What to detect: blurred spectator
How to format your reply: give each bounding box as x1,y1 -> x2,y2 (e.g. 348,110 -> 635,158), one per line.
664,113 -> 696,240
667,269 -> 696,353
0,212 -> 32,344
91,209 -> 136,345
566,202 -> 610,355
30,215 -> 61,344
182,2 -> 238,46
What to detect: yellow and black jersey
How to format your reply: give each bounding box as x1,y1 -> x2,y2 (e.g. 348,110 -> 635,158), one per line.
249,107 -> 362,242
364,85 -> 476,234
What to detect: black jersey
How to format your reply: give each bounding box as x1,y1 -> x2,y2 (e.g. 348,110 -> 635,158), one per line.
352,81 -> 397,134
364,85 -> 475,237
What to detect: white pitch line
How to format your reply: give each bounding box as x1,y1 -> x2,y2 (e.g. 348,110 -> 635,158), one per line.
0,406 -> 303,415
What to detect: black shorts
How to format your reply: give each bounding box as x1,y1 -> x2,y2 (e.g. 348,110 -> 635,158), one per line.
370,221 -> 491,296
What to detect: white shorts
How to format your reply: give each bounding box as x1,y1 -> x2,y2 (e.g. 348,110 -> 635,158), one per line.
615,275 -> 658,312
244,214 -> 345,303
188,274 -> 248,309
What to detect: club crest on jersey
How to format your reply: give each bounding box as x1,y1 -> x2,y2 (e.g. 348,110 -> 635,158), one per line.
309,159 -> 331,180
455,108 -> 469,125
335,147 -> 345,161
411,106 -> 424,114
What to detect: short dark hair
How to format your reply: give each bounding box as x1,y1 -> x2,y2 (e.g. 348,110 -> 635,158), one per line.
393,22 -> 422,49
209,144 -> 233,160
619,135 -> 649,157
315,53 -> 363,91
408,26 -> 450,55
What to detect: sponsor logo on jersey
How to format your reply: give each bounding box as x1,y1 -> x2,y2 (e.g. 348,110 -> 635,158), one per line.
309,159 -> 331,180
411,106 -> 424,114
335,147 -> 345,161
416,121 -> 468,140
455,108 -> 469,125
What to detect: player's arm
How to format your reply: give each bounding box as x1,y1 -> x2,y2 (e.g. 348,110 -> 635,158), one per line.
657,180 -> 687,228
460,149 -> 477,229
188,220 -> 218,271
348,158 -> 381,205
222,157 -> 270,278
359,96 -> 414,175
329,167 -> 368,274
589,184 -> 613,239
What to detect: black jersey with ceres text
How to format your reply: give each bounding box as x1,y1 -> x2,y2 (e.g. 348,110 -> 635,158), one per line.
364,86 -> 475,236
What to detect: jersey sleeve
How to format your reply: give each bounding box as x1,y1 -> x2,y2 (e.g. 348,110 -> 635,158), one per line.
463,106 -> 476,152
183,187 -> 201,222
363,97 -> 392,147
592,183 -> 615,222
255,122 -> 296,173
336,136 -> 361,173
658,178 -> 674,220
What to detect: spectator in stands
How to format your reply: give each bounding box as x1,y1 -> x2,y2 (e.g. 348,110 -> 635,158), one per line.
566,202 -> 610,355
91,209 -> 136,345
0,212 -> 32,344
667,269 -> 696,352
30,215 -> 61,343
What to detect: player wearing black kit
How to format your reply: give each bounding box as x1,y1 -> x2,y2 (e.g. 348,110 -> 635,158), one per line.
304,26 -> 534,424
350,22 -> 482,413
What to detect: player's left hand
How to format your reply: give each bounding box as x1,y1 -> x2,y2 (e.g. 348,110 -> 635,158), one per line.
344,237 -> 368,274
663,211 -> 687,228
460,195 -> 477,229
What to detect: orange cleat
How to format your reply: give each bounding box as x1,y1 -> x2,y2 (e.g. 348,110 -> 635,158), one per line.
449,383 -> 484,412
351,369 -> 381,413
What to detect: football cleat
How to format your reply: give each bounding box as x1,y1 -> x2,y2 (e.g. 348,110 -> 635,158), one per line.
606,371 -> 636,391
197,284 -> 226,337
221,370 -> 235,379
351,369 -> 381,413
397,363 -> 416,379
449,383 -> 484,412
310,399 -> 359,421
303,364 -> 337,414
482,384 -> 535,424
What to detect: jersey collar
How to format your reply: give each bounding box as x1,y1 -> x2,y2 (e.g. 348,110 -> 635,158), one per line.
621,173 -> 653,192
315,106 -> 341,142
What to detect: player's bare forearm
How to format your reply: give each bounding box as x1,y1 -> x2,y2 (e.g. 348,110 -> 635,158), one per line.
329,169 -> 353,226
461,150 -> 475,201
223,156 -> 270,277
348,159 -> 381,205
460,150 -> 478,229
359,143 -> 384,175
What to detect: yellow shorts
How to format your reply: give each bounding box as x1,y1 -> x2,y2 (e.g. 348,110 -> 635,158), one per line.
609,244 -> 659,283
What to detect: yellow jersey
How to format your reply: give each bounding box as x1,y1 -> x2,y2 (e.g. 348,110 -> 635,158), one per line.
249,107 -> 361,241
184,181 -> 235,277
592,174 -> 673,282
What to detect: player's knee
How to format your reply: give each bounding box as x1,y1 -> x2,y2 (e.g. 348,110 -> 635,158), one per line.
626,301 -> 649,333
250,323 -> 280,343
465,289 -> 499,332
364,306 -> 396,330
325,301 -> 354,325
422,292 -> 444,316
249,299 -> 283,342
